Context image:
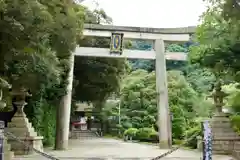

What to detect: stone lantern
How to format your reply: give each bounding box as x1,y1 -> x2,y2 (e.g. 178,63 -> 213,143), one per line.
11,87 -> 31,117
6,87 -> 43,155
210,81 -> 240,154
211,81 -> 228,115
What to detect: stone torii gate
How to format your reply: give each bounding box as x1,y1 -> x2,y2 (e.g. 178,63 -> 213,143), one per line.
57,24 -> 196,150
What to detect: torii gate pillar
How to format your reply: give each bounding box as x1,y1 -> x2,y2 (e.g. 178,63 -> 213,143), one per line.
55,53 -> 75,150
155,39 -> 172,148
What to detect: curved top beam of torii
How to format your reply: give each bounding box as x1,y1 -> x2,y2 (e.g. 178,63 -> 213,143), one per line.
76,24 -> 197,61
83,23 -> 196,41
84,23 -> 196,34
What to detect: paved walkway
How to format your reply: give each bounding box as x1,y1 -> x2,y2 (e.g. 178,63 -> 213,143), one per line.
14,138 -> 235,160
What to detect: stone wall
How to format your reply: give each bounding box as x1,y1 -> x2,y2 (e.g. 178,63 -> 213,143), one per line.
233,141 -> 240,159
197,114 -> 240,159
211,114 -> 240,156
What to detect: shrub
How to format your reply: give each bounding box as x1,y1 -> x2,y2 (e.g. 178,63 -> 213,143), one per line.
149,130 -> 158,143
124,128 -> 138,137
231,115 -> 240,134
153,123 -> 158,132
184,125 -> 201,149
122,122 -> 133,129
26,99 -> 56,146
173,139 -> 183,145
135,127 -> 156,142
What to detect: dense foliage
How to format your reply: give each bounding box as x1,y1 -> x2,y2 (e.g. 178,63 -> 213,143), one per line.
129,43 -> 189,72
189,0 -> 240,76
101,68 -> 214,147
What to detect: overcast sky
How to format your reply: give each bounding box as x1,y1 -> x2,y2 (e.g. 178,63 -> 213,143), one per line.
82,0 -> 207,28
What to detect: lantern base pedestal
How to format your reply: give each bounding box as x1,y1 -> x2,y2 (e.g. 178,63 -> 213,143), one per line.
7,136 -> 43,155
4,137 -> 14,160
210,113 -> 240,155
5,112 -> 43,155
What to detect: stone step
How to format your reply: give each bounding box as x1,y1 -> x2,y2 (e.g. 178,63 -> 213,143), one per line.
70,132 -> 95,133
211,128 -> 236,132
212,132 -> 238,137
5,128 -> 37,137
4,152 -> 14,160
233,150 -> 240,159
8,122 -> 32,128
70,133 -> 97,137
211,117 -> 230,121
212,135 -> 239,139
8,117 -> 29,124
211,119 -> 231,123
211,122 -> 232,128
70,130 -> 96,133
70,130 -> 98,139
71,131 -> 96,134
212,131 -> 239,136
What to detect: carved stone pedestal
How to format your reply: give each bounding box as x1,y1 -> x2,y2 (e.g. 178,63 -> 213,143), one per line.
6,101 -> 43,155
4,137 -> 14,160
210,113 -> 240,155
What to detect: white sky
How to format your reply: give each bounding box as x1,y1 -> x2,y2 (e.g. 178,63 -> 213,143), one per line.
82,0 -> 207,28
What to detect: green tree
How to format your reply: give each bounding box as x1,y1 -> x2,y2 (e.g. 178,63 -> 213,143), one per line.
166,44 -> 188,53
222,0 -> 240,20
118,69 -> 210,141
0,0 -> 84,147
189,0 -> 240,78
183,64 -> 216,93
129,43 -> 189,72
